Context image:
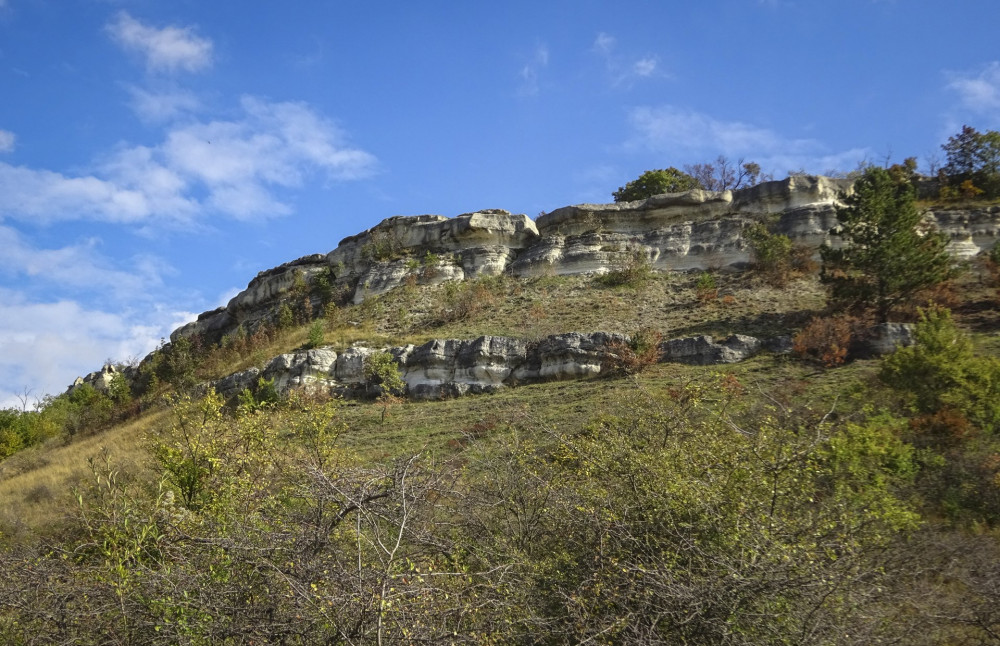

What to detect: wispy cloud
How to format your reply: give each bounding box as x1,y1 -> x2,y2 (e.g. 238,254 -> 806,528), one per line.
592,32 -> 661,86
947,61 -> 1000,115
627,105 -> 870,174
0,96 -> 377,225
0,129 -> 14,153
107,12 -> 213,74
0,225 -> 167,299
518,44 -> 549,97
126,86 -> 202,123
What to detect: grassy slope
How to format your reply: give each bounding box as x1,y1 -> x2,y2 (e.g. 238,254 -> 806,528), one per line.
2,261 -> 997,542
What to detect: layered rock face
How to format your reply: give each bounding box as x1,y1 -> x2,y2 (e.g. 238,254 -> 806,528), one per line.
169,176 -> 1000,349
207,325 -> 914,403
211,332 -> 626,401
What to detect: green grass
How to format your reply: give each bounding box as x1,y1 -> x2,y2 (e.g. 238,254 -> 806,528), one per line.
4,260 -> 998,542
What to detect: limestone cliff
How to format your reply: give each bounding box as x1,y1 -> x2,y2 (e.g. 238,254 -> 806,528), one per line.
170,175 -> 999,348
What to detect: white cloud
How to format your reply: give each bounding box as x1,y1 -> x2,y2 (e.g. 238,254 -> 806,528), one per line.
107,12 -> 213,74
0,129 -> 14,153
0,225 -> 166,299
518,44 -> 549,97
592,32 -> 662,86
633,58 -> 658,78
0,163 -> 156,223
0,96 -> 376,225
593,33 -> 616,55
0,288 -> 193,408
947,61 -> 1000,114
127,86 -> 202,123
627,105 -> 871,175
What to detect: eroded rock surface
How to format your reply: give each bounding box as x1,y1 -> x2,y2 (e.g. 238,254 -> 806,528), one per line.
107,174 -> 1000,407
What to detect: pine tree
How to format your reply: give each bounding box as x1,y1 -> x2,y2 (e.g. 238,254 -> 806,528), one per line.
820,166 -> 956,322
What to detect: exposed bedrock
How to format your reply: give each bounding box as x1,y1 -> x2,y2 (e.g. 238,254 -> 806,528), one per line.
208,324 -> 914,403
169,176 -> 1000,350
213,332 -> 626,401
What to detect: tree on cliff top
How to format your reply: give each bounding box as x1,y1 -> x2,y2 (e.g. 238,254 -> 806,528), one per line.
820,166 -> 955,322
612,167 -> 702,202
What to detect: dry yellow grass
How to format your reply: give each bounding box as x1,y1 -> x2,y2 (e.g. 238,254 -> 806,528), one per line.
0,408 -> 168,541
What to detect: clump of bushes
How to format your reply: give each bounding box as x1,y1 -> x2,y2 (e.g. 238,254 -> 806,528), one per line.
793,314 -> 861,367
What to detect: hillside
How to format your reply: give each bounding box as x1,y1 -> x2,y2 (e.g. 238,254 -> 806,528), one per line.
2,175 -> 1000,644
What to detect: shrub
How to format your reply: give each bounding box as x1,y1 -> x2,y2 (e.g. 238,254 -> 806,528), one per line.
793,315 -> 860,367
360,228 -> 405,261
747,223 -> 794,285
597,248 -> 653,288
277,303 -> 295,330
695,271 -> 718,302
613,167 -> 702,202
306,320 -> 325,349
363,351 -> 405,397
603,328 -> 663,377
436,276 -> 509,324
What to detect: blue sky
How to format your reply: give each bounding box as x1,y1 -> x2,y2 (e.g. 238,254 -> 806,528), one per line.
1,0 -> 999,406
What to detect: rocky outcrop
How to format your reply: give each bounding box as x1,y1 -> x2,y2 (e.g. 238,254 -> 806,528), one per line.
662,334 -> 763,366
164,176 -> 1000,354
70,363 -> 135,395
207,321 -> 919,403
214,332 -> 627,402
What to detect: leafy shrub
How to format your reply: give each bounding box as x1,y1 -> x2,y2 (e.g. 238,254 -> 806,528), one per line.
362,351 -> 405,396
793,315 -> 860,367
360,228 -> 405,261
613,167 -> 701,202
596,248 -> 653,288
435,276 -> 509,324
747,222 -> 795,285
695,271 -> 718,302
277,303 -> 295,330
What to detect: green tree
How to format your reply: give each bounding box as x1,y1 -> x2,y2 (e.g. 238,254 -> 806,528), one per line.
612,167 -> 702,202
941,125 -> 1000,198
820,166 -> 956,322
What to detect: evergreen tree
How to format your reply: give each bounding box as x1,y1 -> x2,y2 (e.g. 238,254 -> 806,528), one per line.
821,166 -> 955,322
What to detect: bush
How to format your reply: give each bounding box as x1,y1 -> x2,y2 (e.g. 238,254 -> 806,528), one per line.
360,228 -> 405,261
306,320 -> 325,349
362,351 -> 405,397
596,248 -> 652,288
747,223 -> 794,285
613,167 -> 702,202
695,271 -> 717,302
603,328 -> 663,377
435,276 -> 509,324
793,315 -> 860,367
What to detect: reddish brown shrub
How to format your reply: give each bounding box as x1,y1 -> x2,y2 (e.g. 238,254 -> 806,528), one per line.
603,328 -> 663,377
793,315 -> 860,367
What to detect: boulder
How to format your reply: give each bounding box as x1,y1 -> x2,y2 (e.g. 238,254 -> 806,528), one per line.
662,334 -> 762,365
852,323 -> 916,358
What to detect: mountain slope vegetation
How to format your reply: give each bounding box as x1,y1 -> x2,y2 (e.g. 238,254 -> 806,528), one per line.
3,161 -> 1000,644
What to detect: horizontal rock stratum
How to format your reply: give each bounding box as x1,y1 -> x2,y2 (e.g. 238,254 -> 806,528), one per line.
202,325 -> 915,403
170,175 -> 999,348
